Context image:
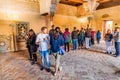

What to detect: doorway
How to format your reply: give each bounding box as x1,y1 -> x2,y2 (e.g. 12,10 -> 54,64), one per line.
102,20 -> 113,38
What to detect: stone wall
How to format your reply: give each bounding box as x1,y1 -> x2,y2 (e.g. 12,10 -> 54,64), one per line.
53,4 -> 87,32
75,5 -> 120,31
56,4 -> 77,16
94,6 -> 120,31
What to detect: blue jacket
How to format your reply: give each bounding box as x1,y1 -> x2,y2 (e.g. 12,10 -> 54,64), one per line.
78,32 -> 85,42
96,32 -> 101,39
51,34 -> 64,53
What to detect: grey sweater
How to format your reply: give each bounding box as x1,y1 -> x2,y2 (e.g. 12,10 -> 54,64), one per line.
114,32 -> 120,42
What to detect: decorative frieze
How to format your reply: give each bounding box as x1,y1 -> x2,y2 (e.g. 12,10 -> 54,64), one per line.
0,35 -> 11,53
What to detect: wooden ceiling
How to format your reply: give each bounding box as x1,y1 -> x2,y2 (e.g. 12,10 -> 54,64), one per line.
59,0 -> 120,9
97,0 -> 120,9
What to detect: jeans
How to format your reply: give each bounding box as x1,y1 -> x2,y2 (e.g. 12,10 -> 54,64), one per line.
79,40 -> 84,47
40,50 -> 50,69
85,38 -> 90,48
72,39 -> 78,50
64,42 -> 70,52
115,42 -> 120,56
106,41 -> 112,53
97,39 -> 100,44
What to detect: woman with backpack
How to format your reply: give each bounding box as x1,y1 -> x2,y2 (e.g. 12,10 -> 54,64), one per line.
63,28 -> 70,52
50,27 -> 64,76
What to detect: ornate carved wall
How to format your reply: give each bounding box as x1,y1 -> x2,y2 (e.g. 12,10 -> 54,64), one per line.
16,22 -> 29,42
0,35 -> 11,53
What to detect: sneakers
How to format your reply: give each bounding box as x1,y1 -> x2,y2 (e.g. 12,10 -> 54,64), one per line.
73,50 -> 76,53
105,52 -> 108,54
105,52 -> 112,54
47,69 -> 51,72
54,66 -> 62,76
117,56 -> 120,59
41,67 -> 44,71
31,61 -> 37,65
58,66 -> 62,72
110,52 -> 112,54
40,67 -> 51,72
28,58 -> 33,61
54,72 -> 57,76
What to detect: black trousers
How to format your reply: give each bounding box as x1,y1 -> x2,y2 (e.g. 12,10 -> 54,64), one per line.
27,46 -> 37,61
27,46 -> 32,59
64,42 -> 70,52
32,53 -> 37,61
91,37 -> 95,45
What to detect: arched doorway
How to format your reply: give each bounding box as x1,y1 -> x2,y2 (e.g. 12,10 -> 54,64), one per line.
102,20 -> 113,38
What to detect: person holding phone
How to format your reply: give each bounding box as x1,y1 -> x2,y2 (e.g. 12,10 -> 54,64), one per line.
36,27 -> 51,72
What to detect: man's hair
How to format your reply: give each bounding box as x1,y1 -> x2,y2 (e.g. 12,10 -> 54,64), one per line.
115,23 -> 118,25
51,25 -> 54,28
41,26 -> 47,31
55,27 -> 60,31
65,28 -> 69,31
74,27 -> 76,30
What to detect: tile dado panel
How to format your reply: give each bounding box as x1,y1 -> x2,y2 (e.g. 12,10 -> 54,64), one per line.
0,35 -> 11,53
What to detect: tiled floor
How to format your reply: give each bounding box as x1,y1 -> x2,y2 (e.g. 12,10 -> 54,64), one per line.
0,43 -> 120,80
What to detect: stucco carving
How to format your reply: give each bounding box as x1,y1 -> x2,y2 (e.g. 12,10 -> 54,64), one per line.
0,35 -> 11,53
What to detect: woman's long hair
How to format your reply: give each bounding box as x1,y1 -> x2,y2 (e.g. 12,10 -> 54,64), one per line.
55,27 -> 63,34
29,29 -> 35,34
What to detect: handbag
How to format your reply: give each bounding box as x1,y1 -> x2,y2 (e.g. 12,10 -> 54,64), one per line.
59,47 -> 65,55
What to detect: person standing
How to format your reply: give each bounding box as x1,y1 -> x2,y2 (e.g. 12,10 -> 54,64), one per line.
91,29 -> 95,45
49,25 -> 55,44
96,30 -> 101,44
104,29 -> 113,54
113,28 -> 120,57
78,28 -> 85,49
85,28 -> 92,49
26,29 -> 38,65
71,27 -> 78,52
51,27 -> 64,76
63,28 -> 70,52
36,27 -> 51,72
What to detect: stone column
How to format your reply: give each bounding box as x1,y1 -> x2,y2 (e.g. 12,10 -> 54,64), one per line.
84,0 -> 99,28
10,23 -> 17,52
50,0 -> 60,27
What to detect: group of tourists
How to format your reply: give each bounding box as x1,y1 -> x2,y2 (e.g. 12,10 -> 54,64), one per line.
26,25 -> 64,76
25,24 -> 120,76
70,26 -> 102,51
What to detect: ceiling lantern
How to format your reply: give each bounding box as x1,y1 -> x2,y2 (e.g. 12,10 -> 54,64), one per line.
83,0 -> 99,15
39,0 -> 60,16
50,0 -> 60,17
